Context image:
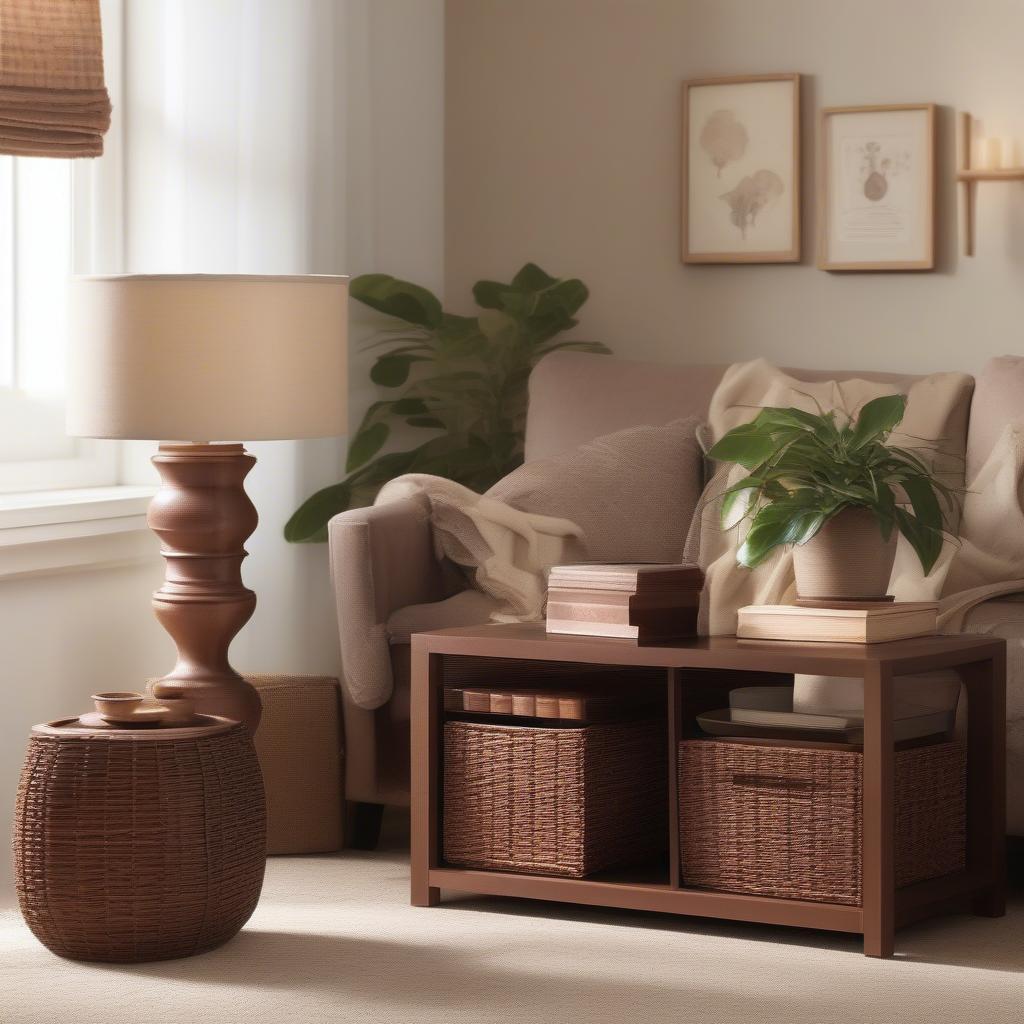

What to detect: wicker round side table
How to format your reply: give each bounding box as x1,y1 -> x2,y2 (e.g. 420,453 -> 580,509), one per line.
13,714 -> 266,963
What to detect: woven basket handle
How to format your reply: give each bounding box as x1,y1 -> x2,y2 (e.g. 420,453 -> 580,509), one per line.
732,773 -> 813,793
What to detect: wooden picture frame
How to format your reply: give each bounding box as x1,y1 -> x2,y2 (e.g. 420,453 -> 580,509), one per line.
818,104 -> 935,271
681,73 -> 801,264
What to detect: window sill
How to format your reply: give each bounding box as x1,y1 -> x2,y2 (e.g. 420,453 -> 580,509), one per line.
0,485 -> 159,580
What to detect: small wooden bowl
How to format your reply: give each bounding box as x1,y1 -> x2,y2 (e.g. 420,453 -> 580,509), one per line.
91,692 -> 145,721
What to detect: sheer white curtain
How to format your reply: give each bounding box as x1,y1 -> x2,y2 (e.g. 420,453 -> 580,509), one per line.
121,0 -> 444,674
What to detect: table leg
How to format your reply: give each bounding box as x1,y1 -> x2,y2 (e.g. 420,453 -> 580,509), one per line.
862,661 -> 895,958
668,669 -> 682,888
410,644 -> 441,907
959,657 -> 1007,918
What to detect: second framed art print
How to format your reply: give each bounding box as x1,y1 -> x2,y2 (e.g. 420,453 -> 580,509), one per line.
682,73 -> 801,264
818,104 -> 935,271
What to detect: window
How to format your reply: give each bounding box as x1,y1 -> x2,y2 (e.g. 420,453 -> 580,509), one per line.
0,0 -> 123,494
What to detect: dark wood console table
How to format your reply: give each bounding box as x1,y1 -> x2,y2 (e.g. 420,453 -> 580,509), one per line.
410,624 -> 1006,958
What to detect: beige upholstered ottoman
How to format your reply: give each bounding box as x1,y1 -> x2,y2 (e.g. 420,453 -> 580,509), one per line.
249,674 -> 345,855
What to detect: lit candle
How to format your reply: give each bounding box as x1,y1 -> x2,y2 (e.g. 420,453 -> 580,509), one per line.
984,136 -> 1003,170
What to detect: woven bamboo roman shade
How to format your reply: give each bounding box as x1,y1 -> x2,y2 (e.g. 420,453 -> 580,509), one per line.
0,0 -> 111,157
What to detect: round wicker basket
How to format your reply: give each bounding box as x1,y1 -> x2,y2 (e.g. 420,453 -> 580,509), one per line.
13,715 -> 266,963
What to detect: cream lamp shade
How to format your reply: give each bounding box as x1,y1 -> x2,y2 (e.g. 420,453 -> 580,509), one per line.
67,274 -> 348,441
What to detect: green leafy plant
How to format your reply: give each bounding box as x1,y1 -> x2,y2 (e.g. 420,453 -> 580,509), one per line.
285,263 -> 608,542
708,394 -> 959,573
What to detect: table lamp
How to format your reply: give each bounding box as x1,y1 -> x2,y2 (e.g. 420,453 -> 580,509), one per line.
67,274 -> 348,732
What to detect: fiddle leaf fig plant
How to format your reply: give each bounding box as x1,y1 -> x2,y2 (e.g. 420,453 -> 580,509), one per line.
285,263 -> 608,542
708,394 -> 959,573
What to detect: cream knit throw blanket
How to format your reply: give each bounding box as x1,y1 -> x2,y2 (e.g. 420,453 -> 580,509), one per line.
690,358 -> 1024,635
375,474 -> 586,622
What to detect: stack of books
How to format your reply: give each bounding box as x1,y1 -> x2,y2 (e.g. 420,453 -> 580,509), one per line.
736,601 -> 938,644
448,686 -> 660,722
546,563 -> 705,642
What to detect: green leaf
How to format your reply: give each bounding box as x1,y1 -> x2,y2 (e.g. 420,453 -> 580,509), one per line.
511,263 -> 558,292
751,406 -> 840,444
472,279 -> 510,310
350,273 -> 443,329
524,312 -> 577,344
850,394 -> 906,449
406,415 -> 445,429
346,422 -> 390,472
436,314 -> 486,358
391,398 -> 429,415
352,399 -> 392,434
735,493 -> 836,567
477,308 -> 518,344
284,480 -> 353,542
895,506 -> 944,575
537,339 -> 611,357
370,353 -> 428,387
708,427 -> 778,470
533,279 -> 589,319
737,508 -> 797,568
721,485 -> 758,530
901,474 -> 943,532
875,479 -> 897,541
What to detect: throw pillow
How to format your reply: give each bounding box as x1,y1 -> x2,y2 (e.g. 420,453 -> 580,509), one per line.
487,417 -> 704,564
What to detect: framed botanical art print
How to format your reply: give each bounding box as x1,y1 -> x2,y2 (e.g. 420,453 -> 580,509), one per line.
682,73 -> 801,264
818,104 -> 935,271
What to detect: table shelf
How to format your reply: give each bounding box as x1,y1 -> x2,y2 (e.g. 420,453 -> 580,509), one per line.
410,624 -> 1006,958
429,866 -> 864,933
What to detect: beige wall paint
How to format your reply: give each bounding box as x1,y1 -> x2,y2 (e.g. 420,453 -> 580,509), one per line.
446,0 -> 1024,375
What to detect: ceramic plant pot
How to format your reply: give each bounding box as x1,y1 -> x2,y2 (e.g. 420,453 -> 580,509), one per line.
791,507 -> 897,602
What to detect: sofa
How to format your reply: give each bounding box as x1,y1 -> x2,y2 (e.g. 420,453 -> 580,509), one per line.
329,351 -> 1024,847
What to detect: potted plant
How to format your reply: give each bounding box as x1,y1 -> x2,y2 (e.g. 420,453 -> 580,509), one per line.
284,263 -> 607,542
708,395 -> 959,601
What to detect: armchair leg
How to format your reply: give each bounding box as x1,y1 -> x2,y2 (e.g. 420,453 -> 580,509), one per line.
349,802 -> 385,850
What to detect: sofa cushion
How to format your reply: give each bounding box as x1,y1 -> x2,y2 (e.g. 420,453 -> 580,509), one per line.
967,356 -> 1024,482
525,351 -> 930,463
487,417 -> 703,564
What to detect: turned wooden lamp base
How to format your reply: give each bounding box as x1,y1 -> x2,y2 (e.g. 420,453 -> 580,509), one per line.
147,443 -> 262,732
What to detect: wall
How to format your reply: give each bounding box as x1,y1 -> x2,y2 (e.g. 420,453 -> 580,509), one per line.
0,557 -> 171,894
446,0 -> 1024,375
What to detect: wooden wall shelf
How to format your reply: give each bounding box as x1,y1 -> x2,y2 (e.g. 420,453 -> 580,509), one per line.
958,113 -> 1024,255
956,168 -> 1024,183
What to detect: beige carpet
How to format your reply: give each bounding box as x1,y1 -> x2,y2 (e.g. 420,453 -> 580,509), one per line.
2,823 -> 1022,1024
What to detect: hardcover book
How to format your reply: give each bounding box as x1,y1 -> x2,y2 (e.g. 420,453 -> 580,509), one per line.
736,602 -> 938,643
548,562 -> 705,593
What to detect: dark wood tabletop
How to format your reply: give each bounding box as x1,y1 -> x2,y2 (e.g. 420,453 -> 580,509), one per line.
417,622 -> 1003,677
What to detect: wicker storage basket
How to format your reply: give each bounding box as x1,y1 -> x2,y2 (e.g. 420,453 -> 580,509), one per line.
678,739 -> 966,905
14,716 -> 266,963
444,717 -> 666,878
